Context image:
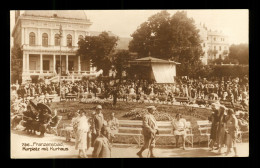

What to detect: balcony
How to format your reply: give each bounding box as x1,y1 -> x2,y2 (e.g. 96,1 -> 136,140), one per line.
22,44 -> 78,53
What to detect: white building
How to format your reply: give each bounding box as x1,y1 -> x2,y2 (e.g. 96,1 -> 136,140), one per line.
12,10 -> 98,83
197,23 -> 229,65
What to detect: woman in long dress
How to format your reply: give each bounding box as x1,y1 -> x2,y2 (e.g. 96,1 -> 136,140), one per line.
225,109 -> 238,156
75,109 -> 90,158
172,113 -> 187,150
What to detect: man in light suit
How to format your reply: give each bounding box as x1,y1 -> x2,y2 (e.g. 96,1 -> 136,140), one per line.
137,106 -> 159,158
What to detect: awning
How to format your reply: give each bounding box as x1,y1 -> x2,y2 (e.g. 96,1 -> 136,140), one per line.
151,63 -> 176,83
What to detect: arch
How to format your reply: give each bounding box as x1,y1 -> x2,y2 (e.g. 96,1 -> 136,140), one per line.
29,32 -> 36,46
42,33 -> 48,46
55,34 -> 60,46
67,34 -> 72,47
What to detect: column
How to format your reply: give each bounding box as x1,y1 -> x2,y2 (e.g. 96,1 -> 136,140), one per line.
53,54 -> 56,74
50,29 -> 54,46
22,53 -> 26,73
26,54 -> 29,73
74,31 -> 77,47
40,54 -> 43,73
66,55 -> 68,74
37,29 -> 41,45
21,27 -> 24,45
78,56 -> 81,74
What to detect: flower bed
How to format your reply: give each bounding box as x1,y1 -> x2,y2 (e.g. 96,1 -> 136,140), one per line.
123,108 -> 173,121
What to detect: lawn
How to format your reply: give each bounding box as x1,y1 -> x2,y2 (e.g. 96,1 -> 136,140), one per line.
47,101 -> 248,146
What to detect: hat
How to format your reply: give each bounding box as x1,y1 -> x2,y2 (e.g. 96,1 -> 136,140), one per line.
96,105 -> 102,109
147,106 -> 156,110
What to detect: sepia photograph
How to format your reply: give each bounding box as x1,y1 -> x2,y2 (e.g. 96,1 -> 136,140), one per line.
10,10 -> 249,158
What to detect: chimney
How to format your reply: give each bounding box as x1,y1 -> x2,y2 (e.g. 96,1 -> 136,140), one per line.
15,10 -> 20,23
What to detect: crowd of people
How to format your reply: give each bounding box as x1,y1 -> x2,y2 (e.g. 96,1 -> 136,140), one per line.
10,75 -> 249,158
11,75 -> 249,108
208,103 -> 249,156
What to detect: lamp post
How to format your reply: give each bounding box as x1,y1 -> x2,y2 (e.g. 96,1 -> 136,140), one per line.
59,24 -> 63,98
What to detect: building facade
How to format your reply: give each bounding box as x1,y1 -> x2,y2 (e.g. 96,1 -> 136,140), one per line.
197,23 -> 229,65
12,10 -> 97,83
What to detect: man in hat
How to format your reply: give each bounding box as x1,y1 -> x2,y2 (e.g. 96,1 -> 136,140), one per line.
93,105 -> 104,142
137,106 -> 159,158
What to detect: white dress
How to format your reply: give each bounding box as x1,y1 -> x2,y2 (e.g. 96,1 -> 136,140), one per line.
172,119 -> 187,136
75,116 -> 89,150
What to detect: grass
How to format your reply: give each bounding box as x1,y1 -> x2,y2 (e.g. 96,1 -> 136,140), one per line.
46,101 -> 248,146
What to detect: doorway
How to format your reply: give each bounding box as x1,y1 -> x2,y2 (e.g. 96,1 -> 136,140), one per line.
43,60 -> 50,71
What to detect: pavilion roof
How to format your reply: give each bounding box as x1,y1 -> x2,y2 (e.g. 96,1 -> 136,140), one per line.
129,56 -> 180,64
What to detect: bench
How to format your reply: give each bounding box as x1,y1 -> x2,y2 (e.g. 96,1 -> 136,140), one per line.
197,120 -> 212,148
65,94 -> 78,101
174,97 -> 190,105
115,120 -> 193,147
44,94 -> 58,103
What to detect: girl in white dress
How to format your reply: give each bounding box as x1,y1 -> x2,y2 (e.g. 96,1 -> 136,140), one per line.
172,113 -> 187,150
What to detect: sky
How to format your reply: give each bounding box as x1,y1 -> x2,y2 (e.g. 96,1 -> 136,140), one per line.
10,10 -> 248,45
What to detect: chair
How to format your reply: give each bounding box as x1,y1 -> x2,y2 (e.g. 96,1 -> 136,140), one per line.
50,116 -> 63,136
185,121 -> 194,148
197,120 -> 212,148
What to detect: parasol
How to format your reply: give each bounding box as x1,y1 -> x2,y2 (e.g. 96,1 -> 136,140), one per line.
29,100 -> 38,109
37,103 -> 52,114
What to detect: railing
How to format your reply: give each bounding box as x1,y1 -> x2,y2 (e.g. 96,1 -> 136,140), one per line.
22,44 -> 78,52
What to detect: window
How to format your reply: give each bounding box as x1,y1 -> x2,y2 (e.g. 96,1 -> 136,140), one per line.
219,54 -> 222,59
214,46 -> 216,50
67,34 -> 72,47
219,46 -> 221,51
55,34 -> 60,46
223,38 -> 225,41
207,37 -> 208,40
203,43 -> 205,47
78,35 -> 84,42
214,37 -> 216,41
42,33 -> 48,47
29,32 -> 35,46
224,46 -> 227,50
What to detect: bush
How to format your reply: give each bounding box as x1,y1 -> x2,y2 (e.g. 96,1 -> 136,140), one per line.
123,108 -> 173,121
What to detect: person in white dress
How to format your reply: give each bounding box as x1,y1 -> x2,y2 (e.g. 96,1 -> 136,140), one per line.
172,113 -> 187,150
75,109 -> 90,158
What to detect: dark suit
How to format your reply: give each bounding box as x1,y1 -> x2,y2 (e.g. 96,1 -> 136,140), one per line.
92,135 -> 111,158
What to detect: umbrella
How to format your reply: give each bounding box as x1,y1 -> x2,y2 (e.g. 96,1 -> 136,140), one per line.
29,100 -> 38,109
37,103 -> 52,114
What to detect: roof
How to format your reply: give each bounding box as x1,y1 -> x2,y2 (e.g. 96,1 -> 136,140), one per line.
129,56 -> 180,64
23,10 -> 88,20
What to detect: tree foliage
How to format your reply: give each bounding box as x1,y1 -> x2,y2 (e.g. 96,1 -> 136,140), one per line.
129,10 -> 204,77
111,50 -> 137,78
228,43 -> 249,65
11,44 -> 23,83
77,32 -> 119,75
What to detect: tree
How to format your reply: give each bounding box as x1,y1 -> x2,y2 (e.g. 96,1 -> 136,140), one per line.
129,11 -> 204,77
77,32 -> 119,76
11,44 -> 23,83
111,50 -> 137,78
228,43 -> 249,65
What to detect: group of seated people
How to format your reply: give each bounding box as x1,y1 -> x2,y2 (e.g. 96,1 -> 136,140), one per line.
11,102 -> 60,137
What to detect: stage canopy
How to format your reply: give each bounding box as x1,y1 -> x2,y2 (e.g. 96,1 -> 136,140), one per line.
128,57 -> 180,83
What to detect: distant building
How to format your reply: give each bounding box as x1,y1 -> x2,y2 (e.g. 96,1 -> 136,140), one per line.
197,23 -> 229,65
